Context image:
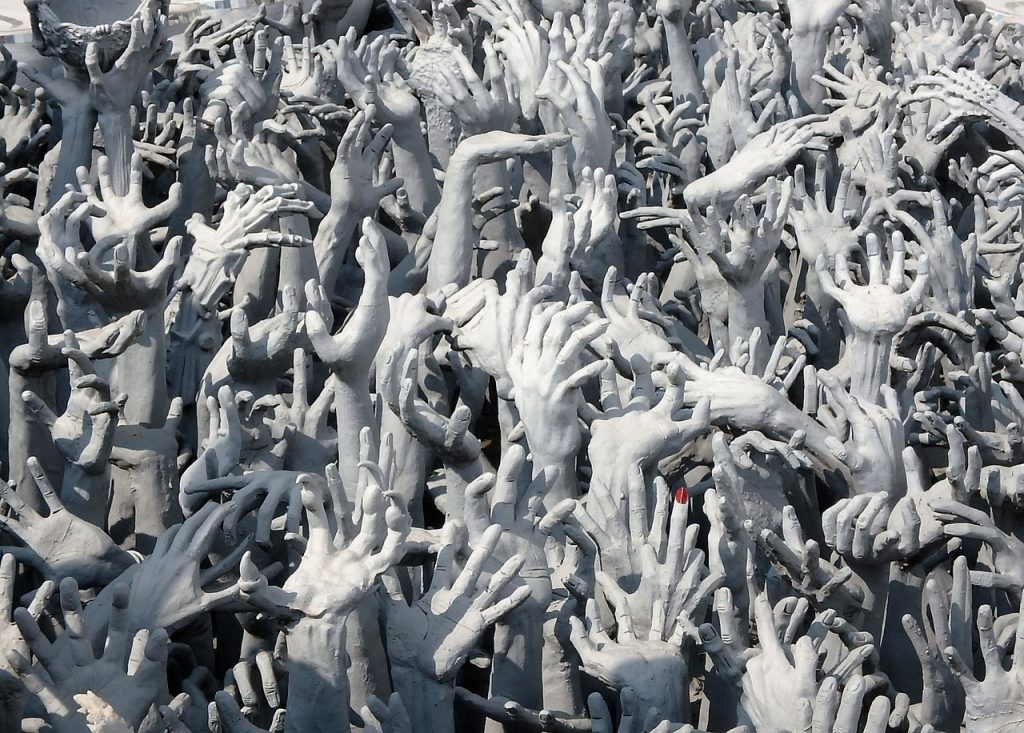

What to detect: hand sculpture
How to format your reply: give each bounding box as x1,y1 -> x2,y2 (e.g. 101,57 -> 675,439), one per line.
180,385 -> 243,504
948,596 -> 1024,733
593,266 -> 676,365
738,592 -> 874,730
679,184 -> 791,371
383,524 -> 530,732
179,184 -> 314,316
314,108 -> 401,288
0,86 -> 50,162
822,484 -> 939,564
462,446 -> 571,710
306,217 -> 390,383
75,152 -> 181,255
570,596 -> 695,723
654,348 -> 841,471
0,457 -> 132,587
506,297 -> 608,497
86,0 -> 171,195
932,499 -> 1024,591
816,233 -> 929,402
573,469 -> 721,722
120,502 -> 246,632
378,343 -> 481,515
796,675 -> 893,733
242,477 -> 409,622
8,579 -> 169,732
756,504 -> 865,619
0,553 -> 54,729
239,477 -> 408,730
817,372 -> 908,497
0,0 -> 1020,730
683,116 -> 828,208
184,469 -> 305,545
332,32 -> 420,125
587,359 -> 711,493
196,32 -> 282,127
901,567 -> 973,730
21,333 -> 120,525
789,155 -> 859,263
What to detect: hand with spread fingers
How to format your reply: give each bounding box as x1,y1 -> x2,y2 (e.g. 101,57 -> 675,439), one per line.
179,184 -> 314,315
21,333 -> 120,512
7,579 -> 169,732
738,592 -> 876,731
0,0 -> 1022,729
382,525 -> 531,731
0,457 -> 131,587
0,553 -> 54,730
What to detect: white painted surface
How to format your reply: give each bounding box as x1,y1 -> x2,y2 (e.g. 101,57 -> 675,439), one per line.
0,0 -> 219,44
0,0 -> 31,40
979,0 -> 1024,20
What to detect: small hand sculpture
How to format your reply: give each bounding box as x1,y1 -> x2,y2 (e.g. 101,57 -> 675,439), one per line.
126,502 -> 248,632
0,457 -> 132,587
241,478 -> 409,621
22,333 -> 120,476
816,233 -> 929,401
8,579 -> 169,731
384,524 -> 531,682
179,184 -> 313,315
75,152 -> 181,254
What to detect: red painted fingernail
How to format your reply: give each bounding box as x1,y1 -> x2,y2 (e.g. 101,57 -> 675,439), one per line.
674,487 -> 688,504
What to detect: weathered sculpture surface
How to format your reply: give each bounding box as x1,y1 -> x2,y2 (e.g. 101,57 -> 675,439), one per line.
0,0 -> 1022,730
